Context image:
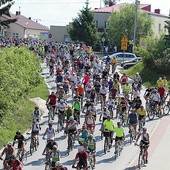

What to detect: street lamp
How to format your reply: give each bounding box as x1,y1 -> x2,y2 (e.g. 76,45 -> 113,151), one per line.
132,0 -> 138,52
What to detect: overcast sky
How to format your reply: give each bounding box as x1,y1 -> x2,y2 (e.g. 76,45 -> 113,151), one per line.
10,0 -> 170,27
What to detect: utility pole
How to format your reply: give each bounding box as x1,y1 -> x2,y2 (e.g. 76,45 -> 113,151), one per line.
132,0 -> 138,52
85,0 -> 89,9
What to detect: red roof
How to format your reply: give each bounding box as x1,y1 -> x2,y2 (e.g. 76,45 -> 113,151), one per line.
2,14 -> 49,31
93,3 -> 167,17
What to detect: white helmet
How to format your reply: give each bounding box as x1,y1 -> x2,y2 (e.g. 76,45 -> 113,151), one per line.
55,161 -> 62,167
78,146 -> 84,152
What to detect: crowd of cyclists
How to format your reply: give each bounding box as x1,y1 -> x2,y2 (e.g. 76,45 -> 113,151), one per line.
0,39 -> 170,170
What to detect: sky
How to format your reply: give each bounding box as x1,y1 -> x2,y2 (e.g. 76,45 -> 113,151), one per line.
10,0 -> 170,28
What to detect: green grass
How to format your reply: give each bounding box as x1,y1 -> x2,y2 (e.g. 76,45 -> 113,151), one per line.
122,62 -> 170,88
0,79 -> 48,148
29,78 -> 49,100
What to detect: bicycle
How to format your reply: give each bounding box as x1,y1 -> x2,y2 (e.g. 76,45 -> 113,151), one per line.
56,112 -> 64,133
67,132 -> 74,155
103,130 -> 112,154
114,138 -> 124,159
29,133 -> 39,155
129,126 -> 136,144
88,151 -> 94,170
72,165 -> 89,170
43,152 -> 51,170
163,101 -> 170,115
137,144 -> 147,169
16,148 -> 28,165
47,104 -> 53,123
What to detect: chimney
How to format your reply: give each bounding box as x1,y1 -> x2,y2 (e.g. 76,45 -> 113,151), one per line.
109,1 -> 115,7
16,11 -> 19,15
154,9 -> 160,14
18,11 -> 21,15
28,17 -> 31,20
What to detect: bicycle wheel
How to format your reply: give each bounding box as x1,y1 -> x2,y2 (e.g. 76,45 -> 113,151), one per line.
101,131 -> 103,140
67,136 -> 73,155
104,138 -> 107,154
138,152 -> 144,169
148,110 -> 155,120
22,150 -> 28,165
163,105 -> 170,115
30,142 -> 34,155
45,163 -> 50,170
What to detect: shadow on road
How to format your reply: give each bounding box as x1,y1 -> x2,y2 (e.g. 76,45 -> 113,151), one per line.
96,156 -> 115,164
63,159 -> 74,166
25,158 -> 44,166
124,165 -> 138,170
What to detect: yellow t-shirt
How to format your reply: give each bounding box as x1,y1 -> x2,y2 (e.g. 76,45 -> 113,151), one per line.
114,127 -> 124,137
156,80 -> 164,88
103,119 -> 114,131
137,108 -> 146,116
112,58 -> 117,64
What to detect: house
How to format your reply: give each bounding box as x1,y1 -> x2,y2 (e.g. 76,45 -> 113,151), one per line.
0,11 -> 49,38
93,2 -> 169,36
50,25 -> 71,43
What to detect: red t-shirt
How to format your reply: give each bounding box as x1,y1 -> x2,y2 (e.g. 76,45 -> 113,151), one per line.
76,152 -> 88,159
158,87 -> 165,96
83,75 -> 90,84
48,94 -> 57,105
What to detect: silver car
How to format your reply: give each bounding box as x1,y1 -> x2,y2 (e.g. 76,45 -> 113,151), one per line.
103,52 -> 137,63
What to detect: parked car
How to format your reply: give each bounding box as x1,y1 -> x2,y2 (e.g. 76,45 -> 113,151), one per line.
120,57 -> 142,69
103,52 -> 137,63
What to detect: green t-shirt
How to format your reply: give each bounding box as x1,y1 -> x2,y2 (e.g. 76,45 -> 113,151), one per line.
103,120 -> 114,131
114,127 -> 124,137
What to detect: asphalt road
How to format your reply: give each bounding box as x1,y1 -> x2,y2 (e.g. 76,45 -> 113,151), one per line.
0,62 -> 163,170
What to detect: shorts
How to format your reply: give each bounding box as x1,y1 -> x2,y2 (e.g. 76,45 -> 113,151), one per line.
49,103 -> 56,109
141,140 -> 149,146
88,149 -> 96,155
18,141 -> 24,149
102,117 -> 107,122
31,130 -> 39,135
59,110 -> 65,114
115,136 -> 123,141
138,115 -> 145,121
68,128 -> 77,134
121,107 -> 126,112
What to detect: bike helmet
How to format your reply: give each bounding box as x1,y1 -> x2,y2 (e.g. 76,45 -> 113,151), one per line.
7,141 -> 12,146
143,127 -> 147,131
53,145 -> 58,149
55,161 -> 62,167
16,130 -> 21,135
78,146 -> 84,152
48,122 -> 53,126
69,116 -> 74,121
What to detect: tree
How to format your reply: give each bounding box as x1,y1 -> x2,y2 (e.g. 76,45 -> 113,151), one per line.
164,14 -> 170,35
106,4 -> 153,50
103,0 -> 117,6
68,0 -> 98,46
0,0 -> 17,27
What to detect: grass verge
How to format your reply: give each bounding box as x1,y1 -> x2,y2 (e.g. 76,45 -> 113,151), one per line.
0,79 -> 48,148
122,62 -> 170,88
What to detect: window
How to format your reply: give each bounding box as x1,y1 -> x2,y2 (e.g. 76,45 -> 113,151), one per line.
96,21 -> 98,28
13,33 -> 19,38
158,23 -> 161,32
105,21 -> 108,28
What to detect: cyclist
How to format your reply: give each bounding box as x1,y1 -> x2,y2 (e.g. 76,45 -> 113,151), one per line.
77,124 -> 89,145
13,131 -> 26,161
114,122 -> 125,153
84,112 -> 95,134
31,120 -> 41,145
85,134 -> 96,168
137,106 -> 146,130
128,109 -> 138,136
99,85 -> 108,107
65,105 -> 73,121
156,77 -> 164,88
135,127 -> 150,164
32,106 -> 40,122
46,91 -> 57,120
122,82 -> 131,99
56,99 -> 67,127
50,145 -> 61,168
65,116 -> 77,140
73,98 -> 81,123
72,146 -> 89,170
111,56 -> 117,73
56,86 -> 65,102
120,73 -> 128,86
107,96 -> 115,118
150,89 -> 161,112
6,155 -> 22,170
0,142 -> 15,169
103,116 -> 115,145
43,123 -> 55,141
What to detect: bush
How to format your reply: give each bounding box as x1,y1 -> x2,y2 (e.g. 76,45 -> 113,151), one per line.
0,47 -> 42,118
